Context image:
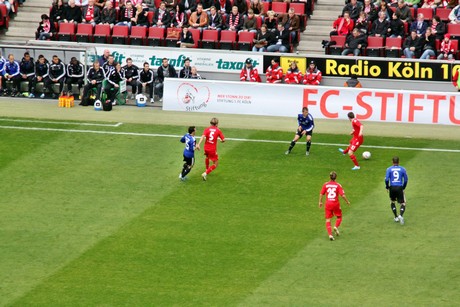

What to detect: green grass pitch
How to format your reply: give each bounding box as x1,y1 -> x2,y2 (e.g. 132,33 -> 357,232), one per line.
0,118 -> 459,306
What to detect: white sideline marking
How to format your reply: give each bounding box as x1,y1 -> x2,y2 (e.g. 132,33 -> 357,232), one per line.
0,125 -> 459,153
0,118 -> 123,127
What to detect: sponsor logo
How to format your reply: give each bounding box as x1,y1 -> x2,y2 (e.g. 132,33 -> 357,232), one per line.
177,82 -> 211,111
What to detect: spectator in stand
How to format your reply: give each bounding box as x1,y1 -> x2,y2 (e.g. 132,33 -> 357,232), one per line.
421,0 -> 435,8
403,30 -> 422,58
362,0 -> 378,23
227,5 -> 243,31
420,27 -> 437,59
94,0 -> 107,9
50,0 -> 66,24
438,33 -> 456,59
330,11 -> 354,36
303,60 -> 322,86
218,0 -> 232,18
143,0 -> 156,11
234,0 -> 248,15
171,4 -> 188,28
189,3 -> 208,32
252,24 -> 271,52
180,0 -> 197,15
405,0 -> 421,9
116,1 -> 136,27
281,8 -> 300,43
241,9 -> 258,33
36,14 -> 55,40
81,0 -> 101,26
240,58 -> 261,82
19,52 -> 35,97
344,74 -> 362,87
265,58 -> 283,83
449,4 -> 460,23
64,0 -> 82,24
370,11 -> 390,37
66,57 -> 84,96
100,0 -> 116,28
190,66 -> 202,79
284,61 -> 302,84
355,11 -> 370,34
81,61 -> 105,106
201,0 -> 215,14
342,28 -> 367,56
250,0 -> 265,21
133,3 -> 149,26
265,10 -> 278,32
75,0 -> 89,7
342,0 -> 362,21
164,0 -> 178,11
33,55 -> 49,99
45,55 -> 66,99
377,1 -> 393,21
267,23 -> 290,53
156,58 -> 177,102
0,0 -> 12,15
153,1 -> 171,28
410,13 -> 428,36
208,6 -> 223,31
431,16 -> 446,40
179,57 -> 192,78
121,57 -> 139,98
178,26 -> 195,47
388,13 -> 404,37
395,0 -> 413,23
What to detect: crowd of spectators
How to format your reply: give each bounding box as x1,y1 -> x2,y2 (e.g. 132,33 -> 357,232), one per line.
327,0 -> 460,59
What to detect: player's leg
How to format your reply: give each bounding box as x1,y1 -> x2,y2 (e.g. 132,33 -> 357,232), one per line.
286,131 -> 301,154
206,155 -> 219,174
333,206 -> 342,236
348,141 -> 360,170
389,188 -> 399,221
306,133 -> 312,155
180,157 -> 194,180
325,209 -> 334,240
397,189 -> 406,225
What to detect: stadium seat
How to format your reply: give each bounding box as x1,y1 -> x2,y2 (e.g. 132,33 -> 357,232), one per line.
272,2 -> 288,14
57,22 -> 76,41
385,37 -> 402,58
290,2 -> 307,29
262,2 -> 270,14
0,4 -> 9,29
448,23 -> 460,39
188,28 -> 201,48
165,27 -> 181,47
256,16 -> 263,29
130,26 -> 147,45
93,24 -> 111,44
417,8 -> 433,20
366,36 -> 384,57
112,25 -> 129,45
328,35 -> 346,55
201,29 -> 219,49
237,31 -> 255,51
75,23 -> 94,43
220,30 -> 237,50
148,27 -> 165,46
436,8 -> 451,22
147,11 -> 154,25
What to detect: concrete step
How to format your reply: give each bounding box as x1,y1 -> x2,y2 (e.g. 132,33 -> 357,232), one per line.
312,10 -> 343,19
13,13 -> 45,23
16,6 -> 49,13
308,19 -> 333,26
22,1 -> 53,8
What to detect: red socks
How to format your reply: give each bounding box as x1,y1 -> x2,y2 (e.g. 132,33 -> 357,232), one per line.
206,164 -> 217,174
205,158 -> 209,169
326,221 -> 332,236
335,217 -> 342,228
350,154 -> 359,166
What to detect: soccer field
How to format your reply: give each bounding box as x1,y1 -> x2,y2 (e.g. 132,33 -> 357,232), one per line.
0,108 -> 459,306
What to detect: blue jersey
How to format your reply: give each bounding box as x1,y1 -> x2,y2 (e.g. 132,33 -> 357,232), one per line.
385,165 -> 408,189
297,113 -> 314,132
180,133 -> 196,158
0,57 -> 6,76
4,60 -> 20,77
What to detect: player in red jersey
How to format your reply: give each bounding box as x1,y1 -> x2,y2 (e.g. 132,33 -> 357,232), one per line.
339,112 -> 364,170
319,171 -> 351,241
196,117 -> 225,181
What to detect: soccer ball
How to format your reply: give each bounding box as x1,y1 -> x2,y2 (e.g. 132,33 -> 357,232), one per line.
362,151 -> 371,159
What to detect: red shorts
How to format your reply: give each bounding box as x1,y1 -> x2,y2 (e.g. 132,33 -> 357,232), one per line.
204,149 -> 218,161
325,203 -> 342,219
348,137 -> 363,152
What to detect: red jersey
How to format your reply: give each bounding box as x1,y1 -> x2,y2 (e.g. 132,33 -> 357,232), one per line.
351,118 -> 363,140
202,126 -> 225,151
320,181 -> 345,206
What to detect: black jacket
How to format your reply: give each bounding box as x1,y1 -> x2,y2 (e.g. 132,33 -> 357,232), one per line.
20,57 -> 35,77
67,62 -> 84,78
107,69 -> 124,86
64,5 -> 82,23
122,64 -> 139,80
35,60 -> 49,78
180,66 -> 192,78
345,33 -> 367,49
86,67 -> 105,84
139,69 -> 154,83
49,60 -> 66,80
157,65 -> 177,83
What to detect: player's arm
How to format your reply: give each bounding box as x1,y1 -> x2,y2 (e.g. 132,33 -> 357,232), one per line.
341,194 -> 351,206
402,170 -> 408,189
385,169 -> 390,190
180,136 -> 186,143
358,123 -> 364,137
196,134 -> 206,150
219,131 -> 225,143
318,193 -> 324,208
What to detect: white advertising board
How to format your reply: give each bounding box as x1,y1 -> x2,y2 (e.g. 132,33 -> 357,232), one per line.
163,79 -> 460,126
91,46 -> 264,73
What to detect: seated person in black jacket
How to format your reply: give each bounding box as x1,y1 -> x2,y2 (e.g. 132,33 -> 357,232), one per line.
81,61 -> 105,106
342,28 -> 367,56
104,62 -> 125,105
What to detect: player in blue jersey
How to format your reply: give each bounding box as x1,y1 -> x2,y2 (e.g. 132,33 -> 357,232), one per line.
285,107 -> 315,156
385,156 -> 409,225
179,126 -> 197,181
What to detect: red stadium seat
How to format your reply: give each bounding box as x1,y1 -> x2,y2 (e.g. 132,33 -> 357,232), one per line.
417,8 -> 433,20
201,29 -> 219,49
147,11 -> 154,25
448,23 -> 460,38
130,26 -> 147,45
75,23 -> 93,43
366,36 -> 384,57
148,26 -> 165,46
262,2 -> 270,14
328,35 -> 346,55
165,27 -> 181,47
57,22 -> 76,41
0,4 -> 10,29
188,28 -> 201,48
385,37 -> 402,58
436,8 -> 451,22
272,2 -> 288,14
237,31 -> 255,51
290,2 -> 305,15
93,24 -> 111,43
220,30 -> 237,50
112,25 -> 129,44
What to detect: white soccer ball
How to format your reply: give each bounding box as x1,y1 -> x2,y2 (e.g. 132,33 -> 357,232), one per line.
362,151 -> 371,159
